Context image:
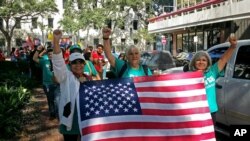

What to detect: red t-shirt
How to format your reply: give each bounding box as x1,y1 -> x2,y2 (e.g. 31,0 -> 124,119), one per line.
64,50 -> 70,64
92,51 -> 104,72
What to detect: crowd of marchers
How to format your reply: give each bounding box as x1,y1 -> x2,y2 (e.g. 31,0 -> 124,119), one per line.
1,27 -> 237,141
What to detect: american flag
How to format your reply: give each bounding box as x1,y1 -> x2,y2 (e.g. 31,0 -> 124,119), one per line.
77,72 -> 215,141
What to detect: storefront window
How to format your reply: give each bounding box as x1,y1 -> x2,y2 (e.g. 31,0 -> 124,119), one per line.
196,32 -> 204,51
207,29 -> 220,48
189,32 -> 196,52
182,33 -> 189,52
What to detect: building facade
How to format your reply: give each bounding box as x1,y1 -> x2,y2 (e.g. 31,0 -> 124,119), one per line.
148,0 -> 250,56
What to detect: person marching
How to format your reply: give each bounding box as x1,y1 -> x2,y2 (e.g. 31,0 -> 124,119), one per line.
102,27 -> 152,78
52,29 -> 91,140
188,34 -> 237,124
33,45 -> 59,119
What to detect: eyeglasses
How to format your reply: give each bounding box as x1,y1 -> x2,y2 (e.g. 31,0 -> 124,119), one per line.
71,59 -> 85,65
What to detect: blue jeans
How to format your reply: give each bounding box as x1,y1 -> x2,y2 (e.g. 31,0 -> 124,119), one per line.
43,84 -> 60,117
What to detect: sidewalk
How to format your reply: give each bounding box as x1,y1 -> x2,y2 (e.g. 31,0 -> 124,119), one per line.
16,87 -> 63,141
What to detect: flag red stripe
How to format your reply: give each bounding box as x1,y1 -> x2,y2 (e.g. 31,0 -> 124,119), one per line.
133,72 -> 203,83
201,132 -> 216,140
139,95 -> 207,104
82,120 -> 213,135
141,107 -> 210,116
96,132 -> 215,141
136,83 -> 205,92
80,71 -> 215,140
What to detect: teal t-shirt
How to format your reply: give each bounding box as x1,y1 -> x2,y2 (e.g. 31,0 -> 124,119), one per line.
204,62 -> 221,113
84,61 -> 98,76
114,58 -> 152,78
39,55 -> 54,85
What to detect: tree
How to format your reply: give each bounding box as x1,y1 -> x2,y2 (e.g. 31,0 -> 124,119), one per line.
60,0 -> 154,48
0,0 -> 58,54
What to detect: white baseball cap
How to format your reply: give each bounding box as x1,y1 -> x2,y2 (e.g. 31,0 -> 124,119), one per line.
69,52 -> 85,62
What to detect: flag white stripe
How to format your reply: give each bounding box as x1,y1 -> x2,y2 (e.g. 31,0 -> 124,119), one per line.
140,101 -> 209,110
134,78 -> 204,87
137,89 -> 206,98
80,113 -> 212,128
202,139 -> 216,141
82,125 -> 215,141
79,73 -> 215,140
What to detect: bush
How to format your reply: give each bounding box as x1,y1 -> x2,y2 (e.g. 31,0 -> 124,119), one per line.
0,71 -> 39,90
0,61 -> 19,72
0,61 -> 38,139
0,85 -> 31,138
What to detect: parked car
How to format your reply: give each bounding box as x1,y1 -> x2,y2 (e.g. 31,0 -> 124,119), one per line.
105,52 -> 121,79
206,40 -> 250,135
140,50 -> 176,73
173,52 -> 193,67
162,66 -> 184,74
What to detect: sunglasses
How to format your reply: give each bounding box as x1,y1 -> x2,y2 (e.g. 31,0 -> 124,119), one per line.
71,59 -> 85,65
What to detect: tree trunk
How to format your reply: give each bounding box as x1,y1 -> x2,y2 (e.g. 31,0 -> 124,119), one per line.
6,36 -> 12,57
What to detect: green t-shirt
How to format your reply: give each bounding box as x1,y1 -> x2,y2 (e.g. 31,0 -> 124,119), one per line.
39,55 -> 54,85
83,61 -> 98,76
114,58 -> 152,78
59,104 -> 80,134
204,62 -> 221,113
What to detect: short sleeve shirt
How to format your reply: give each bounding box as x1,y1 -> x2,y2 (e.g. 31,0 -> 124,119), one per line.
114,58 -> 152,78
39,55 -> 54,85
204,62 -> 221,113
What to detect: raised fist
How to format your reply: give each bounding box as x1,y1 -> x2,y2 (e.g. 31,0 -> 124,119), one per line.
102,27 -> 111,38
229,33 -> 237,47
53,29 -> 62,41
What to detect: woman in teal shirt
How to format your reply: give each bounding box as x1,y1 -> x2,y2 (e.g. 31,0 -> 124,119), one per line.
189,35 -> 237,124
102,27 -> 152,78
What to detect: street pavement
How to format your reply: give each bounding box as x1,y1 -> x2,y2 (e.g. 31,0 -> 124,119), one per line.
16,87 -> 63,141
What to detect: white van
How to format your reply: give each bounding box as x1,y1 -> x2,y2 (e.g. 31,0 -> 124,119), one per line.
207,40 -> 250,135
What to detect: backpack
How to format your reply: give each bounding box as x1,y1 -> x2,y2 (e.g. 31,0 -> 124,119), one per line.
118,63 -> 149,78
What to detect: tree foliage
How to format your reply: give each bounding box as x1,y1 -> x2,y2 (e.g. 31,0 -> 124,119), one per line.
0,0 -> 58,54
60,0 -> 153,38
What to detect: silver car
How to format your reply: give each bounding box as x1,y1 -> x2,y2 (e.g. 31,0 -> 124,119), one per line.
207,40 -> 250,135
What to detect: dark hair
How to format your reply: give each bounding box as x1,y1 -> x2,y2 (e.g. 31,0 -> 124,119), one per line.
88,46 -> 93,49
84,52 -> 91,60
47,48 -> 53,53
96,44 -> 104,49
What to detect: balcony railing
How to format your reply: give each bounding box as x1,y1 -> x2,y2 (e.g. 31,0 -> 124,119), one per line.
148,0 -> 226,23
